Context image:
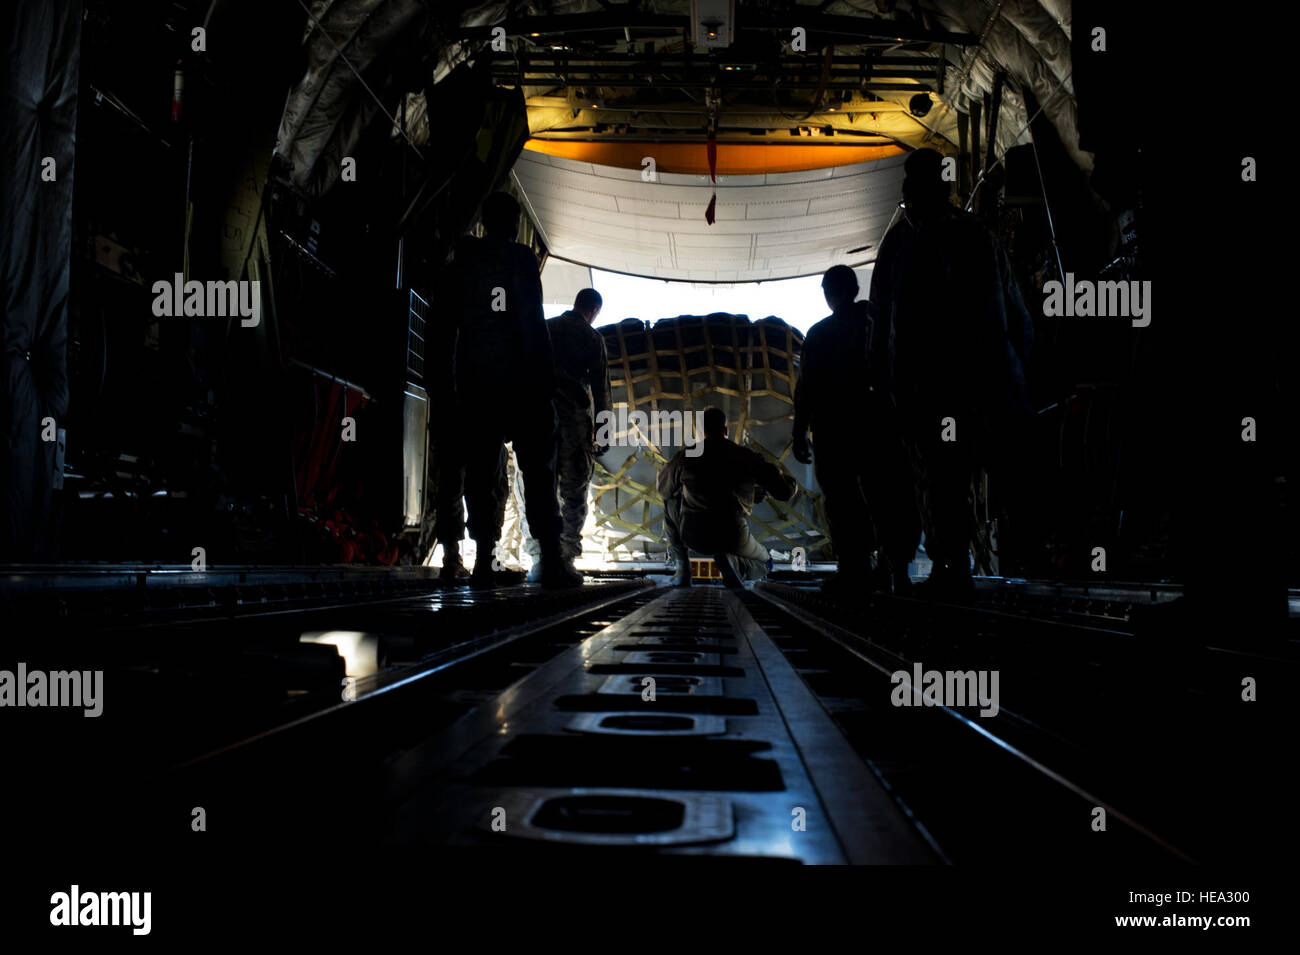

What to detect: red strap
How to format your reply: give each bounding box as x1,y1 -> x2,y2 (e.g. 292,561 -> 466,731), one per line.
705,130 -> 718,225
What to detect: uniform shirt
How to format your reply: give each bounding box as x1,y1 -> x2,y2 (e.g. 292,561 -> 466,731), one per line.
793,299 -> 886,438
657,436 -> 797,543
869,206 -> 1033,415
427,235 -> 480,404
453,235 -> 554,404
547,309 -> 611,418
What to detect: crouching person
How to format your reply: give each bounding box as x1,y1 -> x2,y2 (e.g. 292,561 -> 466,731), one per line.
656,407 -> 796,588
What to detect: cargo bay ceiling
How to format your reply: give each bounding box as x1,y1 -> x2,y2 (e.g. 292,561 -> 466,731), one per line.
277,0 -> 1078,280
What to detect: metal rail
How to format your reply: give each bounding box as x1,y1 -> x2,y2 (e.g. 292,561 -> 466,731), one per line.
748,584 -> 1198,862
381,586 -> 939,862
177,581 -> 655,767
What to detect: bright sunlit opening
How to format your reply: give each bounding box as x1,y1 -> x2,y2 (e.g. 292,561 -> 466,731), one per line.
543,266 -> 873,334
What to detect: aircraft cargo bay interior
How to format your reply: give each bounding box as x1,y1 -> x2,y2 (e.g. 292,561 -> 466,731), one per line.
0,0 -> 1292,939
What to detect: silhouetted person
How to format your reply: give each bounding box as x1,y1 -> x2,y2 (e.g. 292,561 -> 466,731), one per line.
454,192 -> 581,589
871,148 -> 1033,599
525,288 -> 611,581
793,265 -> 919,596
657,406 -> 796,588
429,234 -> 503,582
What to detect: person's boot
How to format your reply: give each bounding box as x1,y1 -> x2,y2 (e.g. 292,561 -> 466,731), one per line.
866,564 -> 893,594
469,540 -> 501,589
439,546 -> 469,585
668,558 -> 693,587
886,553 -> 913,597
713,553 -> 744,590
525,558 -> 544,583
666,545 -> 692,587
538,539 -> 583,589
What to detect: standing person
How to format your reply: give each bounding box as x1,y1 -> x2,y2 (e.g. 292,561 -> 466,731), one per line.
429,235 -> 473,582
454,192 -> 582,589
429,235 -> 508,583
525,288 -> 611,581
657,407 -> 796,588
792,265 -> 919,597
871,148 -> 1033,599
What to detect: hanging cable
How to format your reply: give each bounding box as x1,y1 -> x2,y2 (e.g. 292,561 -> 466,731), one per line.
1028,126 -> 1066,282
963,67 -> 1072,212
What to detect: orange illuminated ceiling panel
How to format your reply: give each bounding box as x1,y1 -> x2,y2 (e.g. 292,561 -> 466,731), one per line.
524,139 -> 905,175
510,147 -> 908,282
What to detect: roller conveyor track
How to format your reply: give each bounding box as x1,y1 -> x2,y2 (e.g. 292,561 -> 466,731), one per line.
362,581 -> 1234,866
165,576 -> 1277,866
381,587 -> 940,863
17,569 -> 1290,870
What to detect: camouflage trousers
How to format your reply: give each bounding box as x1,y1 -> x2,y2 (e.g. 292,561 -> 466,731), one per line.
662,497 -> 771,581
523,407 -> 594,562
